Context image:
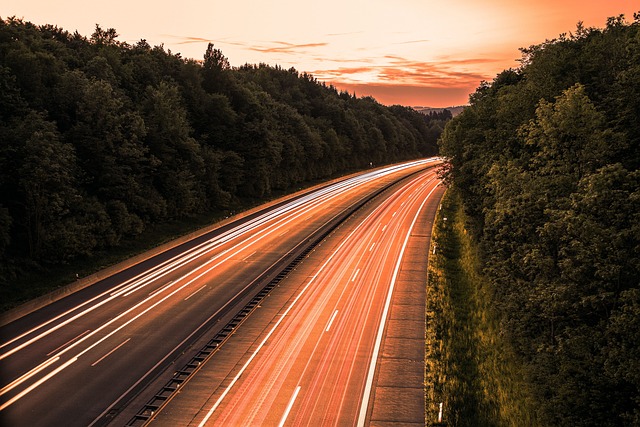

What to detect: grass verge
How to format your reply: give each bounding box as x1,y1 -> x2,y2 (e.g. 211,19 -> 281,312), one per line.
425,188 -> 536,426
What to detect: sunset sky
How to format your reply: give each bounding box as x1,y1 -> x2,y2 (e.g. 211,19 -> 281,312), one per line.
3,1 -> 638,107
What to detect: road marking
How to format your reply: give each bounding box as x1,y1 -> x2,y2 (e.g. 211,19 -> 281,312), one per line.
196,206 -> 380,427
185,284 -> 207,301
1,161 -> 439,418
242,251 -> 257,261
357,182 -> 441,427
381,224 -> 387,232
351,268 -> 360,282
278,386 -> 301,427
0,160 -> 434,357
91,338 -> 131,367
47,330 -> 91,356
146,281 -> 174,297
369,242 -> 375,251
325,310 -> 339,332
392,211 -> 397,217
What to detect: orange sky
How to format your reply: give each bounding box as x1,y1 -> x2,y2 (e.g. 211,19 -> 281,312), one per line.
3,1 -> 638,107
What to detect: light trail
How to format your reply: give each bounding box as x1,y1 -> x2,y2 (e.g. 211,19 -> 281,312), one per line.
1,159 -> 436,357
0,159 -> 442,424
197,169 -> 441,426
356,181 -> 441,427
0,358 -> 77,411
194,197 -> 384,427
0,357 -> 59,397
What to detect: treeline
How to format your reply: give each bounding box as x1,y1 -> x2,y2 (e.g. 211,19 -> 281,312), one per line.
0,18 -> 440,282
439,15 -> 640,426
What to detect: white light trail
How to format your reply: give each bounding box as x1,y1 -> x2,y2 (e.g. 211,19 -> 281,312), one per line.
356,181 -> 441,427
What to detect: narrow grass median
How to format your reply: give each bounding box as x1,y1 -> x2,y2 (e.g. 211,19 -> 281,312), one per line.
425,188 -> 536,426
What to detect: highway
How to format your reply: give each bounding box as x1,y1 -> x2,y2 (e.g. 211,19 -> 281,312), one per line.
139,164 -> 444,426
0,159 -> 441,427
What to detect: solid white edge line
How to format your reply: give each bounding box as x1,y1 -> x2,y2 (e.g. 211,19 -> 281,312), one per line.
278,385 -> 301,427
196,168 -> 441,427
195,202 -> 382,427
356,181 -> 441,427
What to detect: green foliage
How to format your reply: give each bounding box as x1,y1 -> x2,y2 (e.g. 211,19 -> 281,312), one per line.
426,189 -> 536,426
439,15 -> 640,426
0,17 -> 443,305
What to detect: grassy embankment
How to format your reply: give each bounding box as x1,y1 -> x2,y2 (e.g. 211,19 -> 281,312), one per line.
425,188 -> 537,426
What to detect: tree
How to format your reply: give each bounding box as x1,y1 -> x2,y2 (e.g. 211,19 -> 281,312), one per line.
90,24 -> 119,46
17,112 -> 81,261
0,17 -> 439,301
202,43 -> 230,93
438,16 -> 640,426
143,81 -> 205,217
525,84 -> 612,187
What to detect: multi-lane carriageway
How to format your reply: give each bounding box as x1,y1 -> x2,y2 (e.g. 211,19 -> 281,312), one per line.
0,158 -> 444,426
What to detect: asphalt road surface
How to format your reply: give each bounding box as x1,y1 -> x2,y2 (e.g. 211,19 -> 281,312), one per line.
0,159 -> 441,427
141,164 -> 444,426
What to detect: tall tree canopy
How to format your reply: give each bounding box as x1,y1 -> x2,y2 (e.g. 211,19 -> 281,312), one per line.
439,14 -> 640,426
0,18 -> 442,287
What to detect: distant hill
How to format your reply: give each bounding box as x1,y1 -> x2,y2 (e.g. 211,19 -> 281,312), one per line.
415,105 -> 466,117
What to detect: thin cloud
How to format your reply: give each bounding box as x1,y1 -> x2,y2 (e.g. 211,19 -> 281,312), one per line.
326,31 -> 365,37
249,41 -> 329,54
384,54 -> 408,61
162,34 -> 494,91
437,57 -> 505,65
315,66 -> 378,76
311,56 -> 376,64
162,34 -> 249,48
175,36 -> 212,44
378,66 -> 487,86
330,82 -> 473,107
310,56 -> 493,88
393,39 -> 430,45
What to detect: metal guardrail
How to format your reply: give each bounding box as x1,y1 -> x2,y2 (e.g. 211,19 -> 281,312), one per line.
121,166 -> 433,426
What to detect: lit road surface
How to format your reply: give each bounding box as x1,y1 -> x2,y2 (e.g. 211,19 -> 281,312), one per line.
148,166 -> 444,426
0,159 -> 440,427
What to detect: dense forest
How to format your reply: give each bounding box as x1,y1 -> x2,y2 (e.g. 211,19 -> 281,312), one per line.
439,14 -> 640,426
0,18 -> 443,291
